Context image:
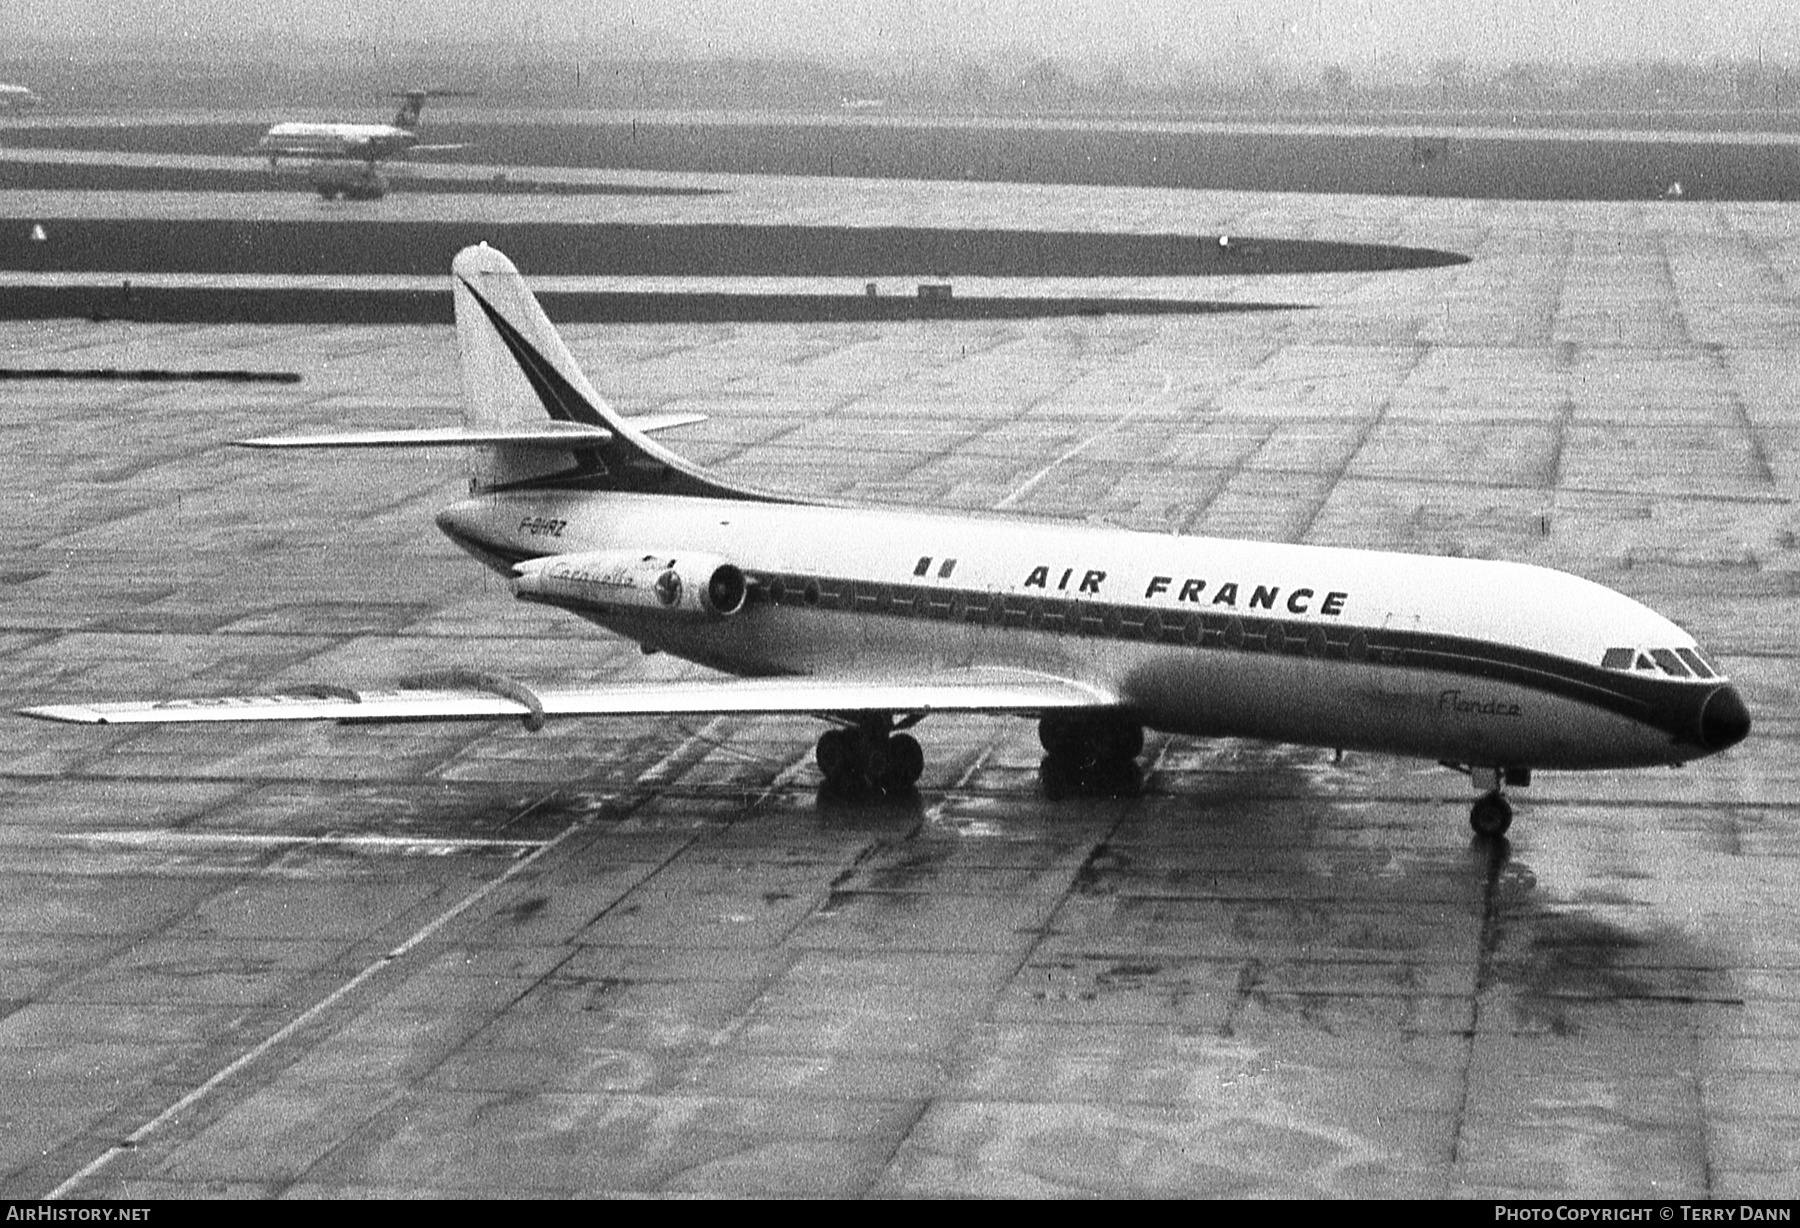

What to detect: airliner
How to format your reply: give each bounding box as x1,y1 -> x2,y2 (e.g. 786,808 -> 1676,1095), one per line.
257,89 -> 468,199
19,245 -> 1752,838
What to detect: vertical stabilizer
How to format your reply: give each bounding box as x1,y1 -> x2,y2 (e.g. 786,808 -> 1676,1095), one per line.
392,89 -> 429,130
449,243 -> 787,503
452,242 -> 615,490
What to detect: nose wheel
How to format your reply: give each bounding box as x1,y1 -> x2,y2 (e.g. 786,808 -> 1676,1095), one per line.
1470,789 -> 1513,838
816,718 -> 924,793
1457,765 -> 1528,838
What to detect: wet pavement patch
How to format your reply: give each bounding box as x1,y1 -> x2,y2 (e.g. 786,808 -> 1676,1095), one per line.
0,285 -> 1308,325
0,367 -> 300,383
0,219 -> 1469,278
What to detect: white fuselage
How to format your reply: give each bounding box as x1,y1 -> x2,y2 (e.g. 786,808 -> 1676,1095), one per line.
259,122 -> 416,162
437,489 -> 1735,773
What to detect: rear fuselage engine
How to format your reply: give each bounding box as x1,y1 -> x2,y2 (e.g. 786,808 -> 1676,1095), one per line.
512,550 -> 749,618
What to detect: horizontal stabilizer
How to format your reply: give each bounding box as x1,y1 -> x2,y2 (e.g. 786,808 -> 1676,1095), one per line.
235,413 -> 703,450
618,411 -> 710,434
19,670 -> 1120,726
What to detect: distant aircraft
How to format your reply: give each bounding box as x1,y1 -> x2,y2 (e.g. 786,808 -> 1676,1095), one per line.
257,88 -> 470,200
20,245 -> 1752,838
0,84 -> 42,110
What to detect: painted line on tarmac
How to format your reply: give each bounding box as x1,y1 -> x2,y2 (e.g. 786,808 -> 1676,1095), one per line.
637,716 -> 731,784
47,794 -> 582,1200
68,830 -> 547,853
993,374 -> 1178,512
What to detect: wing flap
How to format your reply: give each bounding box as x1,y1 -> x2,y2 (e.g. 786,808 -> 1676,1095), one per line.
20,671 -> 1119,727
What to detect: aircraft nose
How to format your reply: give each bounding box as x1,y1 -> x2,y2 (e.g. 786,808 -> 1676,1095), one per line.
1698,684 -> 1751,752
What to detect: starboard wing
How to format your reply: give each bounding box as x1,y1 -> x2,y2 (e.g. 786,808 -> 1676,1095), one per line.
19,670 -> 1121,727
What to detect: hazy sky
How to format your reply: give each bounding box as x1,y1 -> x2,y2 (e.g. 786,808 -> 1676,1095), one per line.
18,1 -> 1800,66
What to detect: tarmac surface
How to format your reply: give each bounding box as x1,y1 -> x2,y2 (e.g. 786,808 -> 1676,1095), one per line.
9,107 -> 1800,199
0,121 -> 1797,1198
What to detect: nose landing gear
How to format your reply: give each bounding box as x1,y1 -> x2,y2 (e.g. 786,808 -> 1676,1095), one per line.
1459,765 -> 1530,838
1470,789 -> 1513,838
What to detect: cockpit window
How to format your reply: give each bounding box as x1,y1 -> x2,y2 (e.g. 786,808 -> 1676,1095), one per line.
1604,645 -> 1717,679
1676,648 -> 1715,679
1649,649 -> 1691,678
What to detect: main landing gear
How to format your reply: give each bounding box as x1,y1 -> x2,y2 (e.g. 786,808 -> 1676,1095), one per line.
815,715 -> 925,793
1457,765 -> 1531,838
1038,713 -> 1145,797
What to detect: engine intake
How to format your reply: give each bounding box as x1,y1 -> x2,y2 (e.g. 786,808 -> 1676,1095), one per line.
513,550 -> 749,618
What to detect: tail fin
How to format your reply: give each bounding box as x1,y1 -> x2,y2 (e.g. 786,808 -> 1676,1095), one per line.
450,244 -> 785,502
391,89 -> 429,130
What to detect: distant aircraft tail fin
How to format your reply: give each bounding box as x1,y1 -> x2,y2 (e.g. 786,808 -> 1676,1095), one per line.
391,89 -> 430,130
390,87 -> 475,131
450,243 -> 785,502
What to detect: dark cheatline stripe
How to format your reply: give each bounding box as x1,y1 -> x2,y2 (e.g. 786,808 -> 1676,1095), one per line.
456,275 -> 601,426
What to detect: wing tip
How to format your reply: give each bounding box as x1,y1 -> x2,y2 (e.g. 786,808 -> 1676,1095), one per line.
18,705 -> 107,725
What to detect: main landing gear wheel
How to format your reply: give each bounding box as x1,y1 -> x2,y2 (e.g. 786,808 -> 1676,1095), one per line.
1039,713 -> 1143,768
1470,789 -> 1514,838
815,722 -> 924,794
1038,714 -> 1145,797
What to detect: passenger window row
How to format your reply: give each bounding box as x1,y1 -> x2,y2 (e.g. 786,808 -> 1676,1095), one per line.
747,573 -> 1394,664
